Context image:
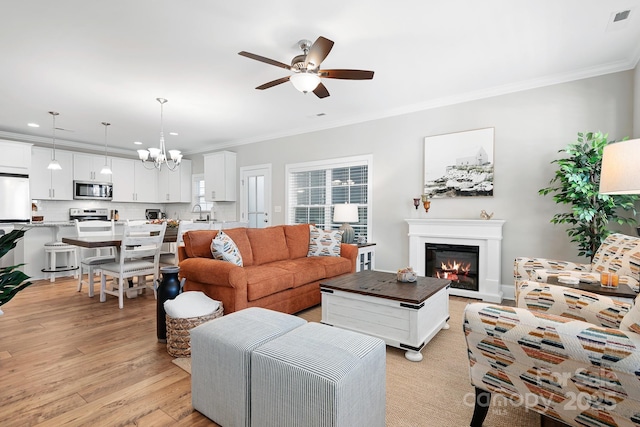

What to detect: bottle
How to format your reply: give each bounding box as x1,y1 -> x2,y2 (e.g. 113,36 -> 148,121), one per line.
114,210 -> 119,221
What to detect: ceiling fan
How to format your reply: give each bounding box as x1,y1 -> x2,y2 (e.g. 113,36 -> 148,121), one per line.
238,36 -> 374,99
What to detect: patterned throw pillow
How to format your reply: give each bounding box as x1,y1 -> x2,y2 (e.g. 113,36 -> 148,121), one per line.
210,230 -> 243,266
620,294 -> 640,334
307,225 -> 343,257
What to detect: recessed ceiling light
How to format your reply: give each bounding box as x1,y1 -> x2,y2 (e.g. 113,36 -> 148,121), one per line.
169,132 -> 178,136
27,123 -> 40,128
134,141 -> 143,145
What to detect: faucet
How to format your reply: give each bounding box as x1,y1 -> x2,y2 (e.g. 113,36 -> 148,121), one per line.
192,204 -> 202,220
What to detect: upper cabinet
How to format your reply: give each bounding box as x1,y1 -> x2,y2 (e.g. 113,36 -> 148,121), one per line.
158,159 -> 191,203
30,147 -> 74,200
204,151 -> 236,202
73,153 -> 112,183
0,140 -> 31,173
110,158 -> 159,203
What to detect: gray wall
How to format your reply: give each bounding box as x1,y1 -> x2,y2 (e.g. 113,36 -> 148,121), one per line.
198,70 -> 636,298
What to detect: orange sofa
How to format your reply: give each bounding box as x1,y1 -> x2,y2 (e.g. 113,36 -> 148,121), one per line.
177,224 -> 358,314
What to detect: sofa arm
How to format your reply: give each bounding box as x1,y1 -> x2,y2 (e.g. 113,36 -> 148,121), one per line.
340,244 -> 358,273
514,257 -> 590,286
516,280 -> 631,328
464,302 -> 640,426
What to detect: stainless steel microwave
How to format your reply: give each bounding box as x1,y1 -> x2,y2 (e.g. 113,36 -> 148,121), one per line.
73,180 -> 113,200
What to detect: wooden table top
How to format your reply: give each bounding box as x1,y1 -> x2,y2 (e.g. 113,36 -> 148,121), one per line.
62,232 -> 176,248
545,275 -> 637,299
320,270 -> 450,305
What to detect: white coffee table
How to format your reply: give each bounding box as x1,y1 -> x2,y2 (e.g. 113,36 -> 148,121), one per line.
320,270 -> 450,361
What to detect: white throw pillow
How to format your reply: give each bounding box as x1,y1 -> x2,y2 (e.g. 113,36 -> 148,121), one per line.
210,230 -> 243,266
307,225 -> 343,257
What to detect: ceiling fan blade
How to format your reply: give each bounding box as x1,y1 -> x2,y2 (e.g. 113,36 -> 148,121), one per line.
238,51 -> 291,70
304,36 -> 334,69
256,76 -> 291,90
313,82 -> 330,99
319,69 -> 374,80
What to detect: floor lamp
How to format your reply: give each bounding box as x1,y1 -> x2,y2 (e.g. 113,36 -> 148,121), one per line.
333,203 -> 359,244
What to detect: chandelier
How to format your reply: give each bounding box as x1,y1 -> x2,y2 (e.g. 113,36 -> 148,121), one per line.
137,98 -> 182,171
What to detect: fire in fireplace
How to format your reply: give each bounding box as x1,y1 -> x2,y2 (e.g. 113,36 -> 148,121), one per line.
425,243 -> 479,291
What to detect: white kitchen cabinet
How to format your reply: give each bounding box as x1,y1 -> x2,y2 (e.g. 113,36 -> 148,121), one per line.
110,158 -> 158,202
0,140 -> 31,173
30,147 -> 74,200
73,153 -> 112,183
204,151 -> 236,202
135,162 -> 158,203
158,158 -> 192,203
110,158 -> 135,202
158,166 -> 182,202
180,159 -> 192,203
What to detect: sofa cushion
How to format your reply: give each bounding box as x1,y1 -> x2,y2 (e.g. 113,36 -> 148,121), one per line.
307,225 -> 343,257
269,258 -> 327,287
247,226 -> 289,266
184,230 -> 219,259
223,227 -> 254,267
310,256 -> 352,278
210,230 -> 243,266
284,224 -> 311,259
244,265 -> 294,301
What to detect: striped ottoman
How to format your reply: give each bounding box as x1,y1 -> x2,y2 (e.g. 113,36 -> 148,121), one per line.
190,307 -> 307,427
251,322 -> 386,427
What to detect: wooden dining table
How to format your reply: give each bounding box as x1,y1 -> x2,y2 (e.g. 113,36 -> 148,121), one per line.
62,230 -> 177,248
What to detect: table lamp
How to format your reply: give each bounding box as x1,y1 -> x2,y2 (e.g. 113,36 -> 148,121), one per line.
333,203 -> 359,243
599,139 -> 640,195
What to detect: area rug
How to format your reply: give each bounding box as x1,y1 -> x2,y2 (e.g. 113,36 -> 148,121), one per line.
172,298 -> 540,427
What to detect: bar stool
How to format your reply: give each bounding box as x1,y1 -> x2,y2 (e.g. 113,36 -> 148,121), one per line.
42,241 -> 79,283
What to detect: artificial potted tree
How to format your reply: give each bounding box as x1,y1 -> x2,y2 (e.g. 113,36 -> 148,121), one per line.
539,131 -> 638,261
0,229 -> 32,315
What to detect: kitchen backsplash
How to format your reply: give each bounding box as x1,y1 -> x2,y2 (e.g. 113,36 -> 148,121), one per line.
32,200 -> 237,223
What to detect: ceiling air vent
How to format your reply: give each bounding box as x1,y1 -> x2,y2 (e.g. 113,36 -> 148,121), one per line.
614,10 -> 631,22
607,9 -> 632,31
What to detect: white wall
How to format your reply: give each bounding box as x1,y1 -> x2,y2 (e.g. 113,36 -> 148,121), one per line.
198,70 -> 635,298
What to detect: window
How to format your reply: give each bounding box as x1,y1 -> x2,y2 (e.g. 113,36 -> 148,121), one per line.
192,174 -> 213,211
286,155 -> 372,240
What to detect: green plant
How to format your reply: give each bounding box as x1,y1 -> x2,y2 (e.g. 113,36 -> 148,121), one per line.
539,131 -> 638,260
0,228 -> 32,312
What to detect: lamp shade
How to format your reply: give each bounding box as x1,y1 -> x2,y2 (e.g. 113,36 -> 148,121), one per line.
333,203 -> 359,223
599,139 -> 640,194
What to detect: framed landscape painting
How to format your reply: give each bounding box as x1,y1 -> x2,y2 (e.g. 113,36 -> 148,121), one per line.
424,127 -> 494,198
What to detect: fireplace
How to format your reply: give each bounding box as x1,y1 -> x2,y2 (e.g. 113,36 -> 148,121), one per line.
406,218 -> 505,302
426,243 -> 479,291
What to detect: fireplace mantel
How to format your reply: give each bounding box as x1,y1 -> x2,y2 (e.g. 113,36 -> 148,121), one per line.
406,219 -> 505,302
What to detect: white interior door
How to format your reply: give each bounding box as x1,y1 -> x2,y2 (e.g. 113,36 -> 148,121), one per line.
240,164 -> 272,228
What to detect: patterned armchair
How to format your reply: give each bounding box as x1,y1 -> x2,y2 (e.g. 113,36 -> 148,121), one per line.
463,280 -> 640,427
514,233 -> 640,294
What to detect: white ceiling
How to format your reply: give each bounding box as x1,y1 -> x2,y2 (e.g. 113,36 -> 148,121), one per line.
1,1 -> 639,158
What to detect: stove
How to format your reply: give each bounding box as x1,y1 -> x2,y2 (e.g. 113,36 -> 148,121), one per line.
69,208 -> 109,221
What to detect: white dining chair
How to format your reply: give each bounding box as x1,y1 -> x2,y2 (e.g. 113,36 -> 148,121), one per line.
75,219 -> 116,297
99,222 -> 167,309
172,220 -> 213,265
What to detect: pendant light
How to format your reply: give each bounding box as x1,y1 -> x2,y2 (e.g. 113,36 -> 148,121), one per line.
47,111 -> 62,170
100,121 -> 112,175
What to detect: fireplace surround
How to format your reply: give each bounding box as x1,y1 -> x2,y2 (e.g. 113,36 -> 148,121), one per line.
406,218 -> 505,302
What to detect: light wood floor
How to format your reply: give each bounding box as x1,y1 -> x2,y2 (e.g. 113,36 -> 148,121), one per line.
0,276 -> 215,426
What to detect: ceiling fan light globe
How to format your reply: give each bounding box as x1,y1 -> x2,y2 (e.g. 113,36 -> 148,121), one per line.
290,73 -> 320,93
